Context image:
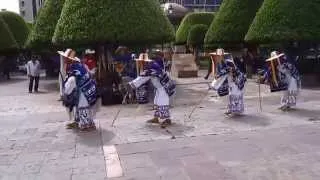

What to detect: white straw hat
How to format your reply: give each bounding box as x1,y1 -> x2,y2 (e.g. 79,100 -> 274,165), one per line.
266,51 -> 285,61
209,48 -> 230,56
85,49 -> 95,54
57,49 -> 77,61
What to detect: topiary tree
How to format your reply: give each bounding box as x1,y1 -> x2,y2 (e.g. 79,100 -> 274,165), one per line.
26,0 -> 65,50
176,12 -> 214,45
53,0 -> 174,88
245,0 -> 320,44
53,0 -> 174,47
187,24 -> 208,65
0,17 -> 18,52
26,22 -> 33,31
204,0 -> 263,47
0,11 -> 30,48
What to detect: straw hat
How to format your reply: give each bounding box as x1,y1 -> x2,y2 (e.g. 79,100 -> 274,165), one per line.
57,49 -> 77,61
135,53 -> 152,62
209,48 -> 230,56
266,51 -> 285,61
73,57 -> 81,62
85,49 -> 95,54
115,46 -> 128,53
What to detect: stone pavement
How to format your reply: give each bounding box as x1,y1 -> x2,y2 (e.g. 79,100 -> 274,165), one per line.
0,77 -> 106,180
112,124 -> 320,180
0,72 -> 320,180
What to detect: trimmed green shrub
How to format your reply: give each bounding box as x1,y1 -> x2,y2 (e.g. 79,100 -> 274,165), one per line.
0,17 -> 18,52
187,24 -> 208,47
245,0 -> 320,43
0,11 -> 30,48
26,22 -> 33,30
53,0 -> 174,47
26,0 -> 65,49
176,12 -> 214,44
187,24 -> 209,65
205,0 -> 263,45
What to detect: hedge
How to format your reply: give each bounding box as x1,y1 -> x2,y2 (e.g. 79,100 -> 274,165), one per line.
26,0 -> 65,49
0,11 -> 30,48
245,0 -> 320,43
0,17 -> 18,52
176,12 -> 214,44
205,0 -> 263,45
26,22 -> 33,30
187,24 -> 208,47
53,0 -> 174,47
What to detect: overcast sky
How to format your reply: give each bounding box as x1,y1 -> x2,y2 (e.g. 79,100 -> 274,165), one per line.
0,0 -> 19,13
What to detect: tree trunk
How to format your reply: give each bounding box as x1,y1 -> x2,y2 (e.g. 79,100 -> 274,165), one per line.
193,47 -> 200,66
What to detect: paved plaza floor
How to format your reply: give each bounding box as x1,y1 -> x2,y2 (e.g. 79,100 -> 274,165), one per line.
1,71 -> 320,180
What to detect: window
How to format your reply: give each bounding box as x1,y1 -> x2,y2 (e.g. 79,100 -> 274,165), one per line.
21,1 -> 25,7
21,10 -> 25,16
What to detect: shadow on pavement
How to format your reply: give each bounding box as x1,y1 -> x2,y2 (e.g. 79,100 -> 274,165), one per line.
77,128 -> 115,147
145,123 -> 194,137
166,123 -> 194,136
31,91 -> 49,94
42,81 -> 59,92
287,108 -> 320,120
228,114 -> 271,127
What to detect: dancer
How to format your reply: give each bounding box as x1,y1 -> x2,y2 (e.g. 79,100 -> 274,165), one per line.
263,51 -> 301,111
128,50 -> 176,128
210,49 -> 246,116
58,49 -> 98,131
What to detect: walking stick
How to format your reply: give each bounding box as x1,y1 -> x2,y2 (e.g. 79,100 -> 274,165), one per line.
111,107 -> 121,127
111,89 -> 131,127
187,83 -> 211,119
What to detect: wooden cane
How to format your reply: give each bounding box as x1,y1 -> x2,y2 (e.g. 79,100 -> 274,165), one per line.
111,107 -> 121,127
188,83 -> 211,119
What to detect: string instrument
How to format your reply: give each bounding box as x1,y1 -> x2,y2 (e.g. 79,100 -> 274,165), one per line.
266,57 -> 288,92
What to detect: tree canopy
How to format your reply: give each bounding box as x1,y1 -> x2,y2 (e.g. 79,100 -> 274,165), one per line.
176,12 -> 214,44
205,0 -> 263,46
0,11 -> 30,48
53,0 -> 174,47
0,17 -> 18,52
27,0 -> 65,49
245,0 -> 320,43
187,24 -> 208,47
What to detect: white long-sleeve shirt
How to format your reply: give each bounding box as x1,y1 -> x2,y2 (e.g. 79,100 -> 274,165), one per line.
64,76 -> 89,108
27,60 -> 41,77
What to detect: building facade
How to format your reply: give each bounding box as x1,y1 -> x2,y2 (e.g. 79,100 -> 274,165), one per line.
19,0 -> 45,22
161,0 -> 222,12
